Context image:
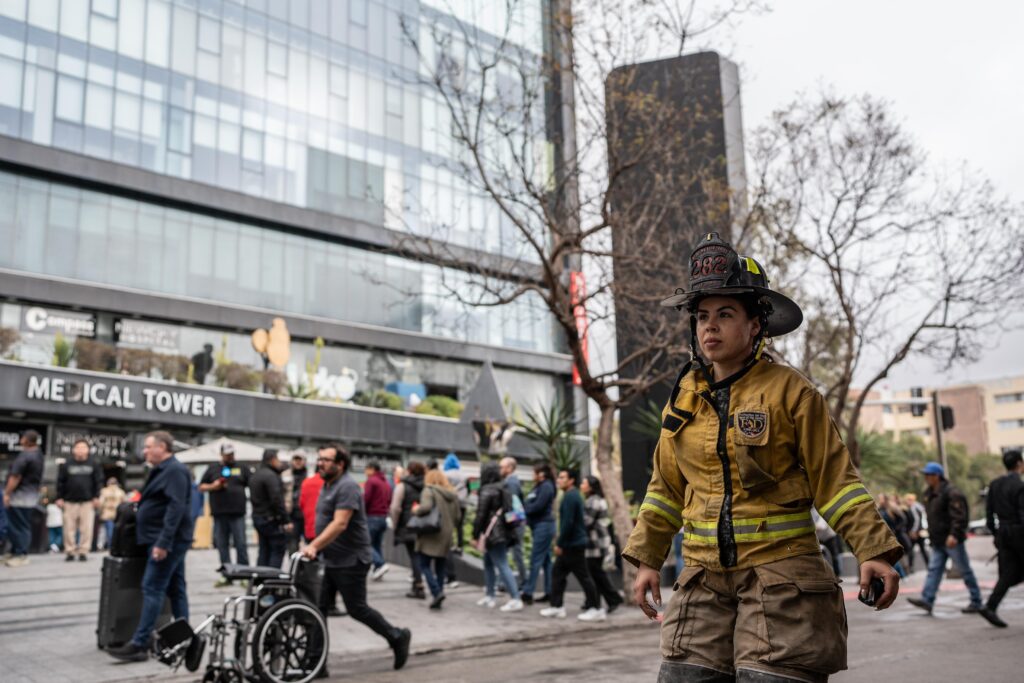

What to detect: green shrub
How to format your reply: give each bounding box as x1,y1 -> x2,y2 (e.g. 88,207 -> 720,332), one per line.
354,390 -> 404,411
414,395 -> 464,418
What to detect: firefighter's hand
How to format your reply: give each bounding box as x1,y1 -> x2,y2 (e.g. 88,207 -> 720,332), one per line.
633,563 -> 662,620
859,558 -> 899,610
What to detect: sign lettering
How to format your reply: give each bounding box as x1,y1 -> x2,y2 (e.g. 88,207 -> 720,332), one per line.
26,375 -> 216,418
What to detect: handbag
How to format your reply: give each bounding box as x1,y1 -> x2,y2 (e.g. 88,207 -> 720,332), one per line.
407,505 -> 441,536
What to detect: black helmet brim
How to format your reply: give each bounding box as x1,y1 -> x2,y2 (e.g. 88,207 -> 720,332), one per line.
661,286 -> 803,338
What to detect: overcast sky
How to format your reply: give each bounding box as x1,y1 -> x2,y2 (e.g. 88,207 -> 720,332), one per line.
727,0 -> 1024,390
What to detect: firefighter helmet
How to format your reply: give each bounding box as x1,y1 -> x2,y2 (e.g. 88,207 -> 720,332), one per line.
661,232 -> 803,337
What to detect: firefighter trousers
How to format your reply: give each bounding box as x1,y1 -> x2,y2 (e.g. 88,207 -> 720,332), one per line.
659,553 -> 847,683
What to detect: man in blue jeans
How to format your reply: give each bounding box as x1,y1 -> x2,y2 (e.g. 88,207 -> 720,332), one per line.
107,430 -> 193,662
198,442 -> 250,586
3,430 -> 45,568
907,462 -> 983,614
520,462 -> 557,604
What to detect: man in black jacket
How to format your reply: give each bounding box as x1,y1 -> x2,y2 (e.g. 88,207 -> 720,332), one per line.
56,439 -> 102,561
198,442 -> 250,585
250,449 -> 291,569
907,461 -> 983,614
107,431 -> 193,662
979,450 -> 1024,627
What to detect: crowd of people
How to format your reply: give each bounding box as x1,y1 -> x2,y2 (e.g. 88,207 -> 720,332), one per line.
93,434 -> 625,669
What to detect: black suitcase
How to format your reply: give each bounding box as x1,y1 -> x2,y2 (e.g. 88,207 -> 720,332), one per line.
96,555 -> 172,649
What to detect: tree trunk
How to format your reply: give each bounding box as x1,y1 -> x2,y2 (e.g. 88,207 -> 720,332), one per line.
593,403 -> 639,604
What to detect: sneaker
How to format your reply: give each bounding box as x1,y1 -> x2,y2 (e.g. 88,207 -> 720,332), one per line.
65,554 -> 76,562
961,604 -> 982,614
429,594 -> 446,610
5,555 -> 29,568
446,580 -> 461,589
49,544 -> 59,554
391,628 -> 411,670
106,642 -> 149,662
325,606 -> 347,617
500,599 -> 524,612
606,600 -> 622,615
476,596 -> 497,608
78,554 -> 87,562
521,594 -> 533,605
578,607 -> 607,622
906,597 -> 933,614
539,606 -> 566,618
405,588 -> 426,600
371,563 -> 391,581
214,576 -> 233,588
979,606 -> 1008,628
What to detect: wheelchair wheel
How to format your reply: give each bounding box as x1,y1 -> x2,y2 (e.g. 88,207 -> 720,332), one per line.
250,599 -> 328,683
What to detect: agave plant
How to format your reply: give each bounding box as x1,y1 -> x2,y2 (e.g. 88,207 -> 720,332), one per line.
628,398 -> 665,440
516,399 -> 584,471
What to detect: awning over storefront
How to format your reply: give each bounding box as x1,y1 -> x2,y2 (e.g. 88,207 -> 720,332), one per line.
0,360 -> 544,460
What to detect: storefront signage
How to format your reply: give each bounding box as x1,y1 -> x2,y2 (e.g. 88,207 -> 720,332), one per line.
53,427 -> 132,460
0,425 -> 44,455
27,375 -> 216,417
115,319 -> 181,351
20,306 -> 96,337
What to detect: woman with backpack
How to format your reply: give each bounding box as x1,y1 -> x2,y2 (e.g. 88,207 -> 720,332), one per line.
412,470 -> 462,609
390,461 -> 426,599
581,475 -> 624,613
472,462 -> 523,611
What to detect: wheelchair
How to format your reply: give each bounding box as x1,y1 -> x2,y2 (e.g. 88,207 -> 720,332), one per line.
153,552 -> 328,683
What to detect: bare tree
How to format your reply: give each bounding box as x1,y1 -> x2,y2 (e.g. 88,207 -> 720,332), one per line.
744,92 -> 1024,463
392,0 -> 761,590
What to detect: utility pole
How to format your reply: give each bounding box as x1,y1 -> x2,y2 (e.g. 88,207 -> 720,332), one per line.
931,390 -> 948,473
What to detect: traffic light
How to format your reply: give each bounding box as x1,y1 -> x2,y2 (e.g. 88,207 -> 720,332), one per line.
940,405 -> 955,431
910,387 -> 925,417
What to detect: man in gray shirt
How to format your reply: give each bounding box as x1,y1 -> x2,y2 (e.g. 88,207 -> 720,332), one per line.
302,442 -> 411,674
4,430 -> 44,567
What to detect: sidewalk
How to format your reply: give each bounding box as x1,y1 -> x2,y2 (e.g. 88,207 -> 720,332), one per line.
0,548 -> 651,683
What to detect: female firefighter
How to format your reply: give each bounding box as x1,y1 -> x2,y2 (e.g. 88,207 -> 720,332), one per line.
624,232 -> 903,683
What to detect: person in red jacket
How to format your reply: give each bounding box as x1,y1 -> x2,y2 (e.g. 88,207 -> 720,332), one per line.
298,472 -> 324,543
364,461 -> 393,581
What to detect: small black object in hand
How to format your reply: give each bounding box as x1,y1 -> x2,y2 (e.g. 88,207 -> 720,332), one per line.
858,577 -> 885,607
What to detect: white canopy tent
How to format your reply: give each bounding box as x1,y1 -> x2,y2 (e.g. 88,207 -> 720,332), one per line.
175,436 -> 266,464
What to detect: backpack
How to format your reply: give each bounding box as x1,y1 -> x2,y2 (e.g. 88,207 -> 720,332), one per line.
110,502 -> 147,558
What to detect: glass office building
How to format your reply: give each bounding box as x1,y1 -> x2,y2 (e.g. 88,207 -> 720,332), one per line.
0,0 -> 571,476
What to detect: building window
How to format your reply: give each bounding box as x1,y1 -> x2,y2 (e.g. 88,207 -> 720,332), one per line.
997,419 -> 1024,430
267,41 -> 288,77
56,76 -> 85,123
995,392 -> 1024,404
91,0 -> 118,19
197,16 -> 221,54
882,405 -> 893,414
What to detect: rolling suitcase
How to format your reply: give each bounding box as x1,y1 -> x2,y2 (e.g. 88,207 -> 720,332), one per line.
96,555 -> 172,649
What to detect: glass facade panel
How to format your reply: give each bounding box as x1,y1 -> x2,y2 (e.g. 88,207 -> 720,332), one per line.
0,0 -> 545,261
0,171 -> 559,352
